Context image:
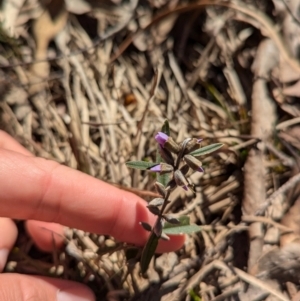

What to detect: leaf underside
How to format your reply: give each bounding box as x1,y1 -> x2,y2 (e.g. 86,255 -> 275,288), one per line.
163,224 -> 202,235
163,215 -> 201,235
189,143 -> 223,157
126,161 -> 158,170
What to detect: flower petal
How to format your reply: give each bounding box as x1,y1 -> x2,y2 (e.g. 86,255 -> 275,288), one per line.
155,132 -> 169,146
149,164 -> 161,172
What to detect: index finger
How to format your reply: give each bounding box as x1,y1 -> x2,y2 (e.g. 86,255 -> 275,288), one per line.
0,148 -> 184,251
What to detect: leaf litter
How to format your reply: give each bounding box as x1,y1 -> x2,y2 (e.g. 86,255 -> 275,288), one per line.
2,0 -> 300,300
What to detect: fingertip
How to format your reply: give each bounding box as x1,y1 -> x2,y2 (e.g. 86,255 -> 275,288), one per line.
25,221 -> 65,252
57,283 -> 95,301
0,274 -> 95,301
156,234 -> 185,253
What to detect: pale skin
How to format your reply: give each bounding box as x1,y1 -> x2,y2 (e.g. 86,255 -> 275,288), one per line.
0,131 -> 184,301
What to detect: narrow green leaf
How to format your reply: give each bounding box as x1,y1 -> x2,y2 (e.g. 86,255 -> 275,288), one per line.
163,215 -> 201,234
156,120 -> 171,186
126,161 -> 158,170
140,232 -> 159,274
157,167 -> 169,186
163,224 -> 202,235
164,215 -> 190,229
189,143 -> 223,157
161,119 -> 170,136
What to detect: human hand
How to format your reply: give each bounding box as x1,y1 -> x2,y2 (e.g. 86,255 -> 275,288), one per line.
0,130 -> 185,301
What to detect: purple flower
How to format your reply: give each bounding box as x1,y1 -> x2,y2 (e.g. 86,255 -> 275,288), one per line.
155,132 -> 169,146
149,163 -> 173,174
155,132 -> 181,153
197,138 -> 203,143
149,164 -> 161,172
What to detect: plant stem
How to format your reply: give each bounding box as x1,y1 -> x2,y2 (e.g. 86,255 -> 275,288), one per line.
160,189 -> 171,216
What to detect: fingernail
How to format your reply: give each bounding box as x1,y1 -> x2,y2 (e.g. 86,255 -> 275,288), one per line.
57,286 -> 95,301
0,249 -> 9,272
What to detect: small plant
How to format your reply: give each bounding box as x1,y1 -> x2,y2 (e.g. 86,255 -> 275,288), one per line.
126,120 -> 223,274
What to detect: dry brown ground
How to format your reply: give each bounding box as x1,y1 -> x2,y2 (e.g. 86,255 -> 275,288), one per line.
2,0 -> 300,300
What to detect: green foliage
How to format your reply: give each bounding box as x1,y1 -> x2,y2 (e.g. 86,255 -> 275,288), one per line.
189,143 -> 224,156
163,224 -> 202,235
140,232 -> 159,274
126,161 -> 158,170
126,119 -> 224,275
163,215 -> 201,235
140,121 -> 172,274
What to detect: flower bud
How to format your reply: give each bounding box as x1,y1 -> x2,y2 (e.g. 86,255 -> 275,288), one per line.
140,222 -> 152,232
155,132 -> 180,153
184,155 -> 204,172
185,138 -> 203,154
163,214 -> 180,224
155,132 -> 168,145
177,138 -> 192,159
158,145 -> 174,165
166,178 -> 177,191
153,218 -> 164,237
147,204 -> 161,216
155,182 -> 166,197
174,170 -> 189,191
149,163 -> 173,175
148,198 -> 164,207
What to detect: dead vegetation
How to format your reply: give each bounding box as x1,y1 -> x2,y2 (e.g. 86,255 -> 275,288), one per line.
2,0 -> 300,300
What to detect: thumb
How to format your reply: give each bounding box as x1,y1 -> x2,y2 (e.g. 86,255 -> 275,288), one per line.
0,274 -> 95,301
